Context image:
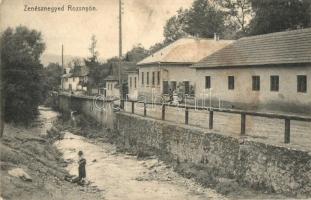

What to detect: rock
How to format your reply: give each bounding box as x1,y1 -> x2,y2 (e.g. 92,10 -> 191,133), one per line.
92,159 -> 97,162
8,168 -> 32,182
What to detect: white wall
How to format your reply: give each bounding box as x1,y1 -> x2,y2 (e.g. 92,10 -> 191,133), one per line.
106,81 -> 120,98
195,65 -> 311,112
62,76 -> 88,92
138,64 -> 196,99
128,73 -> 139,100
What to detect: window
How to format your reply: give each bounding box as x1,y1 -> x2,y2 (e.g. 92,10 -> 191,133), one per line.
205,76 -> 211,89
157,71 -> 160,85
270,76 -> 279,91
184,81 -> 190,95
252,76 -> 260,91
141,72 -> 144,85
152,72 -> 155,85
147,72 -> 149,85
228,76 -> 234,90
134,77 -> 137,89
297,75 -> 307,93
170,81 -> 177,91
129,77 -> 132,88
163,81 -> 169,94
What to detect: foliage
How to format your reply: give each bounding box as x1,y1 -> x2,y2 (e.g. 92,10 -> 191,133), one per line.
43,63 -> 62,91
163,8 -> 189,43
88,34 -> 98,62
186,0 -> 225,38
124,44 -> 149,62
163,0 -> 226,42
216,0 -> 252,35
67,58 -> 83,69
1,26 -> 46,124
248,0 -> 311,35
149,42 -> 167,54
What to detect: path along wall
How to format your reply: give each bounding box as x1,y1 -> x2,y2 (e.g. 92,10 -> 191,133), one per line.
59,94 -> 114,129
116,112 -> 311,196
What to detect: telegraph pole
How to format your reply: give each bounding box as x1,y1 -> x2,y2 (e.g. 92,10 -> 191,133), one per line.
119,0 -> 122,58
61,44 -> 64,90
61,44 -> 64,70
118,0 -> 123,99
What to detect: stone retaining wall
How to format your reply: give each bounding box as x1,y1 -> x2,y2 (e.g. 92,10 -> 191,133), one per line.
116,112 -> 311,196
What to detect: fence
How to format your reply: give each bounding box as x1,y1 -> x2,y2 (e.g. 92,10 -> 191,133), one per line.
120,99 -> 311,145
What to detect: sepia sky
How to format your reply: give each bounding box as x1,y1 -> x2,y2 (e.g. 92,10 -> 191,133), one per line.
0,0 -> 193,61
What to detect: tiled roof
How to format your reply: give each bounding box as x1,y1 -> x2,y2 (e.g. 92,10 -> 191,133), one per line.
193,28 -> 311,68
137,37 -> 234,66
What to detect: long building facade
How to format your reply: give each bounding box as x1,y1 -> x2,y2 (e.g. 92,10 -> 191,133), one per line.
135,37 -> 233,101
193,28 -> 311,113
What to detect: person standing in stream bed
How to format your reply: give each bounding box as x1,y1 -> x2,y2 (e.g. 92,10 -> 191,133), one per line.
77,150 -> 86,184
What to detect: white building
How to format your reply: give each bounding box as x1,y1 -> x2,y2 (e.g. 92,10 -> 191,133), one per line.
136,37 -> 233,102
105,75 -> 120,99
61,66 -> 89,93
192,28 -> 311,114
127,71 -> 139,100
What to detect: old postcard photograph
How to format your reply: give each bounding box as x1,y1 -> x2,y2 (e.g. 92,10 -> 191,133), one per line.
0,0 -> 310,199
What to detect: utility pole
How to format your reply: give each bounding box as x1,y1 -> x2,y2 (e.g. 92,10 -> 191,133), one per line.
118,0 -> 123,99
61,44 -> 64,90
61,44 -> 64,70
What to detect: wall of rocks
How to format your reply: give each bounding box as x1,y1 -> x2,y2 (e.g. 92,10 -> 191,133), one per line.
116,112 -> 311,196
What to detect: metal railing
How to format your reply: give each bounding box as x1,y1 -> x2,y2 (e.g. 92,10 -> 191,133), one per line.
120,99 -> 311,144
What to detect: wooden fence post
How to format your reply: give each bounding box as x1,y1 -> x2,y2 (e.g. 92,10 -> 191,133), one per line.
284,118 -> 290,143
241,113 -> 246,135
209,111 -> 213,129
185,108 -> 189,124
144,102 -> 147,117
131,101 -> 134,114
162,104 -> 165,120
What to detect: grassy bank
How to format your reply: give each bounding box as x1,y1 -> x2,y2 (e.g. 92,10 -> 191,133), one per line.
0,120 -> 104,200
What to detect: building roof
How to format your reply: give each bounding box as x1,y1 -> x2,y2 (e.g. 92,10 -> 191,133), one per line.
137,37 -> 234,66
193,28 -> 311,69
62,73 -> 72,78
104,75 -> 118,81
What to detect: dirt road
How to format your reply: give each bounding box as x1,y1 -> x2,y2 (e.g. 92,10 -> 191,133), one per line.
55,132 -> 227,200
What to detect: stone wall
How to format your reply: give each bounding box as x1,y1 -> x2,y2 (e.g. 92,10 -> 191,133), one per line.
59,94 -> 114,129
116,112 -> 311,196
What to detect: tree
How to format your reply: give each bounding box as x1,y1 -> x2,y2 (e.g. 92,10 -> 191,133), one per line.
68,58 -> 83,69
88,34 -> 98,62
149,42 -> 168,54
163,0 -> 226,42
186,0 -> 225,38
248,0 -> 311,35
85,35 -> 101,87
1,26 -> 46,126
217,0 -> 252,35
163,8 -> 189,43
124,44 -> 149,62
44,62 -> 62,91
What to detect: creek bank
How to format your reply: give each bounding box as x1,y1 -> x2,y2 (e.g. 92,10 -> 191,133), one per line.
0,107 -> 104,200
